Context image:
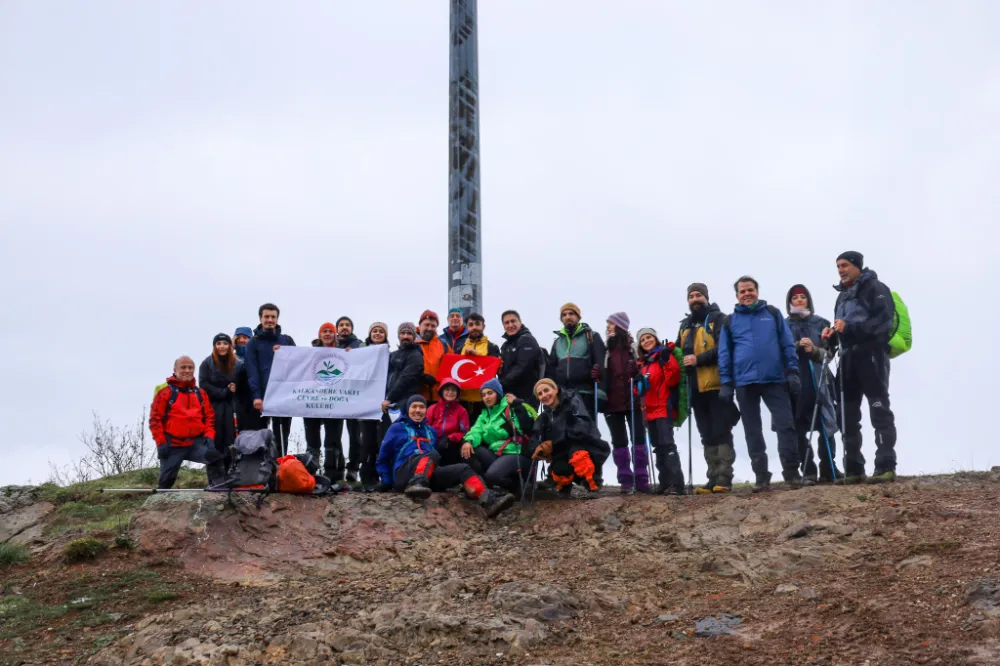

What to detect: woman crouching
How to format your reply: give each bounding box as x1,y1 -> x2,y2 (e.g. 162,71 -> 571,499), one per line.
531,379 -> 611,496
375,395 -> 515,518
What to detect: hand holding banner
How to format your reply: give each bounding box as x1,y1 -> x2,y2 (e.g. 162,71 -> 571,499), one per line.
436,353 -> 501,390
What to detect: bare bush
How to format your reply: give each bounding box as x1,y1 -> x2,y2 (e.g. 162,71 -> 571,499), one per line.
48,410 -> 155,485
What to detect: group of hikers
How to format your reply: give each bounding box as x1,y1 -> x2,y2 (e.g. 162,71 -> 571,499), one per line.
150,250 -> 908,519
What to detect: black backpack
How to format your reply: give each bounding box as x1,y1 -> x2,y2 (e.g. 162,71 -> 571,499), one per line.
225,430 -> 279,491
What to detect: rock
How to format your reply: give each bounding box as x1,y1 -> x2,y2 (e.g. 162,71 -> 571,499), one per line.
896,555 -> 933,570
694,614 -> 743,637
798,589 -> 820,599
777,522 -> 810,541
487,582 -> 582,622
654,614 -> 679,624
967,579 -> 1000,617
774,584 -> 799,596
0,500 -> 55,544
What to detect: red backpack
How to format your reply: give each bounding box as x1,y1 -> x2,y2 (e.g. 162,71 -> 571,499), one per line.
276,455 -> 316,494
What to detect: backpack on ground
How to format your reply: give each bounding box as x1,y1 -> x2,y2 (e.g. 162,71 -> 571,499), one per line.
888,291 -> 911,358
276,455 -> 317,494
226,429 -> 279,490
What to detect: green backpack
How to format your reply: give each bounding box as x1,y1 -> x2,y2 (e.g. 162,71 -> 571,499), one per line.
671,345 -> 689,427
888,291 -> 911,358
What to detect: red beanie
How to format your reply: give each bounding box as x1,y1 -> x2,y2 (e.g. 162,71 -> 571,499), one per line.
790,287 -> 808,298
318,322 -> 336,337
419,310 -> 439,325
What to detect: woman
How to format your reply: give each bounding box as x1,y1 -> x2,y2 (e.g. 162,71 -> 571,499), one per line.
358,322 -> 393,490
426,378 -> 471,466
786,285 -> 843,483
530,378 -> 610,495
634,328 -> 686,495
604,312 -> 648,494
461,378 -> 536,492
376,395 -> 515,518
305,323 -> 343,481
198,333 -> 242,473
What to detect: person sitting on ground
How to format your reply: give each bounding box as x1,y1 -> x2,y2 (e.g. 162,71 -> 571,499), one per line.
150,356 -> 227,490
375,395 -> 516,518
634,328 -> 686,495
460,378 -> 536,493
530,378 -> 610,495
426,378 -> 471,466
198,333 -> 242,474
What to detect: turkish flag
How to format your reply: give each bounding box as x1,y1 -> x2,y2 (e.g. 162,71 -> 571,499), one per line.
436,353 -> 501,390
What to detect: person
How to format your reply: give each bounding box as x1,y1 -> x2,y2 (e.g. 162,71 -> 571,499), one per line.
359,322 -> 392,489
376,394 -> 516,518
719,276 -> 807,491
198,333 -> 242,473
305,323 -> 342,481
383,322 -> 425,412
634,328 -> 685,495
460,378 -> 536,493
530,378 -> 610,495
332,316 -> 364,482
786,285 -> 844,483
676,283 -> 738,494
150,356 -> 226,489
245,303 -> 296,456
416,310 -> 446,403
233,327 -> 253,360
603,312 -> 648,494
498,310 -> 543,409
822,251 -> 898,484
440,308 -> 469,353
426,378 -> 471,466
546,303 -> 607,416
455,312 -> 501,422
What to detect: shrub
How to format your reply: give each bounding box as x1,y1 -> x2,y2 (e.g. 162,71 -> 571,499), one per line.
63,538 -> 108,563
0,543 -> 29,568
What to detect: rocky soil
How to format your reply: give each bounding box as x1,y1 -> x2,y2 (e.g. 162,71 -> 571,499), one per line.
3,471 -> 1000,665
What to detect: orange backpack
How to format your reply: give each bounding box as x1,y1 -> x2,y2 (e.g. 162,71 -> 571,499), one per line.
275,455 -> 316,494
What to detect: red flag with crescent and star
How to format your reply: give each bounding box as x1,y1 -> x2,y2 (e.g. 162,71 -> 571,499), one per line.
436,353 -> 501,390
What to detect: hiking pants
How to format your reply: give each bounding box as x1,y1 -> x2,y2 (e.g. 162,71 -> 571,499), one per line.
604,412 -> 646,449
647,418 -> 684,491
394,449 -> 486,499
359,416 -> 390,487
327,419 -> 362,475
736,383 -> 799,480
690,389 -> 736,486
472,447 -> 531,492
840,349 -> 896,475
304,417 -> 340,479
210,399 -> 237,472
157,437 -> 225,489
551,449 -> 600,491
266,416 -> 292,457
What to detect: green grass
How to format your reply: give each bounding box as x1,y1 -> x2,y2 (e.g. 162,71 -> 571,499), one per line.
64,537 -> 108,563
0,542 -> 30,568
147,587 -> 181,603
38,466 -> 207,504
908,539 -> 962,555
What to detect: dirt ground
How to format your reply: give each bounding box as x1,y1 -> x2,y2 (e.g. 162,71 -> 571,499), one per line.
2,471 -> 1000,665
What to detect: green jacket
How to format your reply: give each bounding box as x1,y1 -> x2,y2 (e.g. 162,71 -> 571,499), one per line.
464,399 -> 537,455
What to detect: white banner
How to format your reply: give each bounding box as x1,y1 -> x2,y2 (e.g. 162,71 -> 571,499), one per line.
262,346 -> 389,419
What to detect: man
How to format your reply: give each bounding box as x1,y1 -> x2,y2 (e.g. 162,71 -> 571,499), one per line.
333,316 -> 364,482
498,310 -> 543,408
546,302 -> 606,416
416,310 -> 446,403
719,276 -> 807,491
245,303 -> 296,456
383,322 -> 426,412
455,312 -> 501,421
440,308 -> 469,354
150,356 -> 226,489
822,251 -> 898,484
677,283 -> 738,494
233,326 -> 263,431
305,323 -> 342,481
233,327 -> 253,360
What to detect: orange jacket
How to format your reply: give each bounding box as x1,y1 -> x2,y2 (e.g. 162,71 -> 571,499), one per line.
150,376 -> 216,447
417,336 -> 446,402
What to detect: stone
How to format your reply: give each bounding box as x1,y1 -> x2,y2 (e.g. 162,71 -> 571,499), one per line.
654,614 -> 679,624
896,555 -> 933,570
777,522 -> 810,541
774,584 -> 800,596
695,614 -> 743,637
487,582 -> 581,622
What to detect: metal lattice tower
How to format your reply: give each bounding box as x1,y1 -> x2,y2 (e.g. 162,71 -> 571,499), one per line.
448,0 -> 482,317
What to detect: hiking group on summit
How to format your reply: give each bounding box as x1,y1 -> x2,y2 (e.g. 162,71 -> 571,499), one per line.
149,251 -> 910,519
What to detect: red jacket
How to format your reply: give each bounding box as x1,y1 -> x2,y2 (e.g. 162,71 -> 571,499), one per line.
426,398 -> 470,445
637,344 -> 681,422
150,376 -> 216,447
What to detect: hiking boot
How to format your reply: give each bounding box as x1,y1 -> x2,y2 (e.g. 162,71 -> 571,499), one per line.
619,485 -> 634,495
346,469 -> 359,483
694,483 -> 714,495
752,474 -> 772,493
818,466 -> 845,484
711,484 -> 732,494
868,469 -> 897,484
842,473 -> 868,485
556,485 -> 573,498
666,485 -> 687,496
480,490 -> 516,518
404,478 -> 432,501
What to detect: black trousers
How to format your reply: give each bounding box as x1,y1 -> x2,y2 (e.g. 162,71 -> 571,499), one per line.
157,437 -> 225,489
648,418 -> 684,490
393,449 -> 480,495
359,416 -> 390,486
604,411 -> 646,449
304,417 -> 340,478
839,348 -> 897,475
472,447 -> 531,492
736,383 -> 799,480
265,416 -> 293,457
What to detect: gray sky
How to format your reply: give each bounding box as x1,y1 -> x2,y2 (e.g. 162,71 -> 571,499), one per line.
2,2 -> 998,486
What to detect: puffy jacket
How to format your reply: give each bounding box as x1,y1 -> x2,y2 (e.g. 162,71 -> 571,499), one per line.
719,301 -> 798,388
546,324 -> 607,398
604,335 -> 637,414
499,326 -> 543,402
245,325 -> 296,400
464,399 -> 536,455
376,416 -> 439,487
150,376 -> 216,447
456,335 -> 501,402
416,336 -> 446,402
531,389 -> 610,462
833,269 -> 895,352
676,303 -> 727,393
386,344 -> 425,404
440,327 -> 469,354
426,395 -> 470,444
637,344 -> 681,422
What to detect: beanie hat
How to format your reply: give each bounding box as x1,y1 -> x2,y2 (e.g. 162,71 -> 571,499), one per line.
318,322 -> 336,337
398,322 -> 417,337
419,309 -> 439,325
837,251 -> 864,270
480,377 -> 504,399
404,394 -> 427,412
790,286 -> 808,298
687,282 -> 709,299
335,316 -> 353,329
533,378 -> 558,396
560,302 -> 581,318
448,308 -> 463,316
607,312 -> 630,333
213,333 -> 232,345
368,321 -> 388,337
635,327 -> 659,343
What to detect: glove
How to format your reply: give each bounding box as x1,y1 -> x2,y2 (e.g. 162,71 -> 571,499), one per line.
532,440 -> 553,461
627,360 -> 637,377
422,373 -> 438,386
447,432 -> 465,444
590,365 -> 601,381
786,372 -> 802,398
719,385 -> 734,402
375,482 -> 393,493
156,443 -> 169,460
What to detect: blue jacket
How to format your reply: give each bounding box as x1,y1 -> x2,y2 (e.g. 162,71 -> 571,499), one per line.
718,301 -> 798,388
245,324 -> 296,400
376,416 -> 439,487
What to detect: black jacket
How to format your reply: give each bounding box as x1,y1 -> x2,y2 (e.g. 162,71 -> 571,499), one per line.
499,326 -> 543,401
336,333 -> 363,350
531,389 -> 611,462
833,269 -> 895,352
198,355 -> 242,405
386,344 -> 425,404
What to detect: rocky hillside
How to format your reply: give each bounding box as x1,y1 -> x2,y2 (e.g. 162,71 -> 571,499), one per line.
2,470 -> 1000,665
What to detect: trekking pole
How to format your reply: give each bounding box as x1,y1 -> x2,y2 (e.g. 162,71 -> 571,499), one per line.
837,341 -> 847,457
593,381 -> 600,423
804,359 -> 823,476
630,378 -> 637,485
520,459 -> 533,506
806,358 -> 837,482
816,356 -> 839,483
686,411 -> 693,496
98,487 -> 269,494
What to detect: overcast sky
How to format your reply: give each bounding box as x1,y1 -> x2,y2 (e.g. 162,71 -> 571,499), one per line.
2,2 -> 998,486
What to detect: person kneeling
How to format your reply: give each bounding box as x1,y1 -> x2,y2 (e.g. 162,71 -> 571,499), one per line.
460,379 -> 535,493
375,395 -> 515,518
531,378 -> 610,496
